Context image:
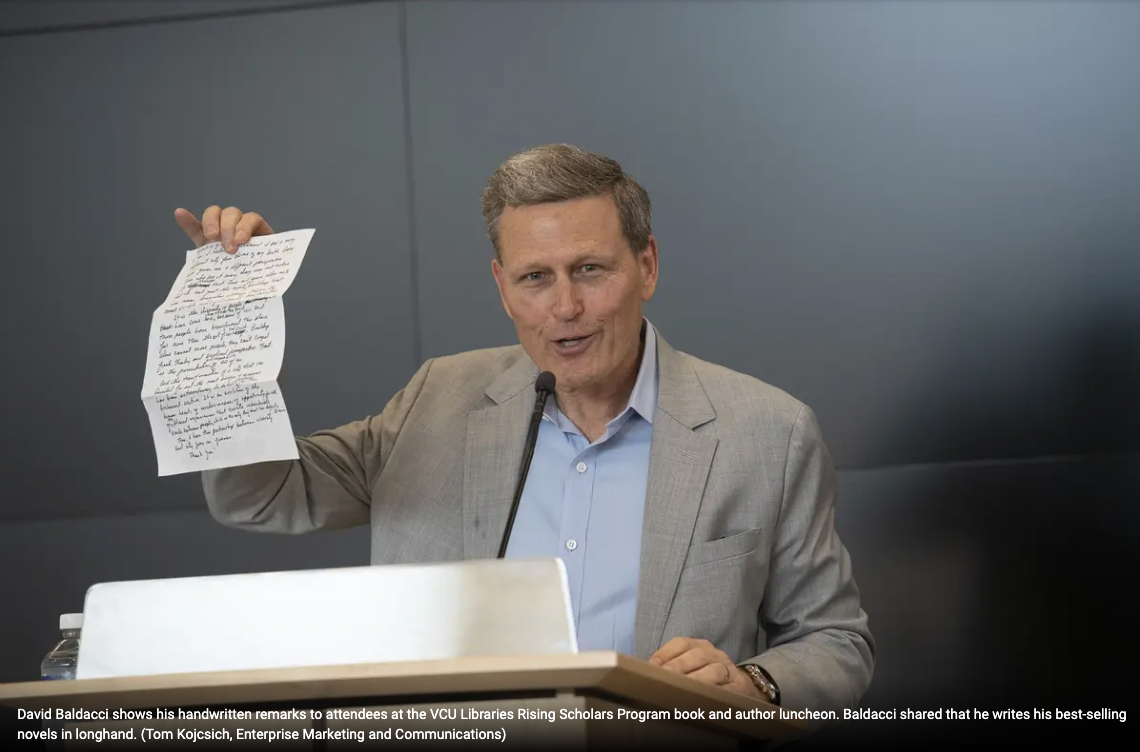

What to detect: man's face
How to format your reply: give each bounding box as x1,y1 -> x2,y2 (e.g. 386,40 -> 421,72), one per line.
491,195 -> 658,394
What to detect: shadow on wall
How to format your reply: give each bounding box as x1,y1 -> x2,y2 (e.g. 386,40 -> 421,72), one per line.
796,302 -> 1139,750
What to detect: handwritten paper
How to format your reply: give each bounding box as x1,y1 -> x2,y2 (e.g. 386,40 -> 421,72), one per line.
141,229 -> 314,476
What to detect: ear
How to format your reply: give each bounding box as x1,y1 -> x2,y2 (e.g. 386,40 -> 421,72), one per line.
491,257 -> 514,320
639,235 -> 659,301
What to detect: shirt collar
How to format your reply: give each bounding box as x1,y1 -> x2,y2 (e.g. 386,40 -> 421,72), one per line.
627,317 -> 658,424
543,317 -> 659,428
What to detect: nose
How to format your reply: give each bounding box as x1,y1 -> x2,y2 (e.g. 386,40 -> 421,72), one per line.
552,277 -> 583,320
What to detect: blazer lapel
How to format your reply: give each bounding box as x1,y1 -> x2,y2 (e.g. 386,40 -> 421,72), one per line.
634,333 -> 718,659
464,351 -> 540,561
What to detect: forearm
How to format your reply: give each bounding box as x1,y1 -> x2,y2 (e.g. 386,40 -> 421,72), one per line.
752,403 -> 876,715
201,359 -> 436,535
201,431 -> 373,534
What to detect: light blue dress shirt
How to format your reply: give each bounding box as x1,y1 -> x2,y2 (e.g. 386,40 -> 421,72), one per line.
504,319 -> 659,656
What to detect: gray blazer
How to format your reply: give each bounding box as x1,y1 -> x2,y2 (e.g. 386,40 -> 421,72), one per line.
202,329 -> 875,714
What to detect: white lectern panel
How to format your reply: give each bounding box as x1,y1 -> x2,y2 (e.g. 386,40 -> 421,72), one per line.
76,557 -> 577,680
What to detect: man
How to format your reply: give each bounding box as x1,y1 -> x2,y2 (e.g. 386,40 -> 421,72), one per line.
175,144 -> 874,717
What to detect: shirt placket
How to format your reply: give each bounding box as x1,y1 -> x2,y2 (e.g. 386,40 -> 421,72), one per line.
559,433 -> 596,634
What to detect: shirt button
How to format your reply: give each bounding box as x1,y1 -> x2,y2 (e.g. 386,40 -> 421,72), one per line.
576,462 -> 588,473
565,538 -> 578,551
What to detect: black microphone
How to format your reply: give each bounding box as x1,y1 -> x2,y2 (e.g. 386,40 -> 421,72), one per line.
497,371 -> 556,559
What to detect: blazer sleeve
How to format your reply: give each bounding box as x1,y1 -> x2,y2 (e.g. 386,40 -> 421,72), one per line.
744,404 -> 876,715
199,358 -> 435,534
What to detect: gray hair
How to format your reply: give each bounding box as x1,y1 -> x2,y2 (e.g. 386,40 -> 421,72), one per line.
481,143 -> 652,258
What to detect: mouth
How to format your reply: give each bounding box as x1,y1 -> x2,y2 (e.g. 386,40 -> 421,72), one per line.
552,333 -> 595,354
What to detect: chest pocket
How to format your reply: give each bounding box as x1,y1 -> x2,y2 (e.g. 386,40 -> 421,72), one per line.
683,528 -> 761,568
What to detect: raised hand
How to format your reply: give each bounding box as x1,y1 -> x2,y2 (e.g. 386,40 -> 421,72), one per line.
174,205 -> 274,253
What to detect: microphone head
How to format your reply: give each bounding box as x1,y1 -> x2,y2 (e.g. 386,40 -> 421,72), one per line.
535,371 -> 556,395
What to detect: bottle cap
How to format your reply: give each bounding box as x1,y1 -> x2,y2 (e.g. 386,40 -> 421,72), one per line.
60,613 -> 84,630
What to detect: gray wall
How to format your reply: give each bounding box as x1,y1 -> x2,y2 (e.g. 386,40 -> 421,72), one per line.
2,1 -> 1137,747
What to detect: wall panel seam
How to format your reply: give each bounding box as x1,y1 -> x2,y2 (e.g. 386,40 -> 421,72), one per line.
0,0 -> 387,39
398,0 -> 424,369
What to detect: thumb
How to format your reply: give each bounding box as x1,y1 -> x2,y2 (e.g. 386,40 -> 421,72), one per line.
174,208 -> 206,247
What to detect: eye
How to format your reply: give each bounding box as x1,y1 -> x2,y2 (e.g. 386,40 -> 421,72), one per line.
522,271 -> 544,282
580,264 -> 600,273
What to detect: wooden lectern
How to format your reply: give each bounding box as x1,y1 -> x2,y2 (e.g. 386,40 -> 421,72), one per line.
3,561 -> 807,748
1,651 -> 805,749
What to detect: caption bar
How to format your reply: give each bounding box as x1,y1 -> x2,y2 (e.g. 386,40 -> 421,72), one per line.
14,704 -> 1129,744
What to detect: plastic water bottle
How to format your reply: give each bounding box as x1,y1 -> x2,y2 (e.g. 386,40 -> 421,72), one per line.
40,614 -> 82,680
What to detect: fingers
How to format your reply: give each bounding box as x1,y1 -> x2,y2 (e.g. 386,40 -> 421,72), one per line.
173,208 -> 206,248
201,205 -> 223,246
220,206 -> 244,253
662,652 -> 737,688
649,636 -> 696,667
650,637 -> 735,685
182,204 -> 275,254
233,212 -> 274,248
659,646 -> 713,675
691,661 -> 734,686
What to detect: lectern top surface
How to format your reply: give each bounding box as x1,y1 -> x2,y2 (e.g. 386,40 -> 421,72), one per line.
0,651 -> 804,739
